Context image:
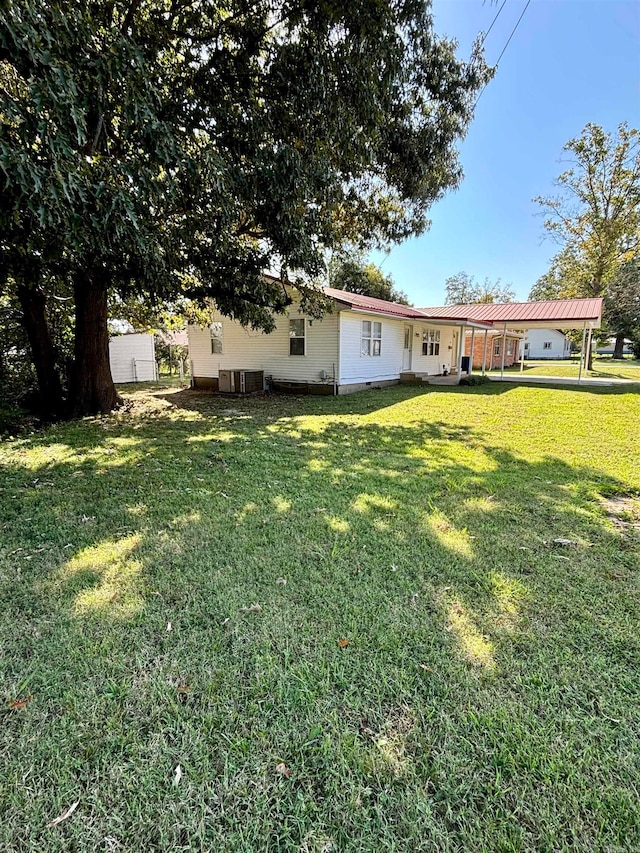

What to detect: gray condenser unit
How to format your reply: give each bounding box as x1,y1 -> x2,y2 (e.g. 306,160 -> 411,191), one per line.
218,370 -> 264,394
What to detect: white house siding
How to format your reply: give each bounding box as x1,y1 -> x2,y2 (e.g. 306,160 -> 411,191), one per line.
338,310 -> 405,386
109,333 -> 156,383
189,296 -> 340,386
410,323 -> 457,375
524,328 -> 571,359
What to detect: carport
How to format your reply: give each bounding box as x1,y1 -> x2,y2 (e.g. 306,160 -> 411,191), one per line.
420,298 -> 603,384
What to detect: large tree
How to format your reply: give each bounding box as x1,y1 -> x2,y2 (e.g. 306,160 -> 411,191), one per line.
603,258 -> 640,358
0,1 -> 490,417
533,122 -> 640,366
328,252 -> 411,305
444,271 -> 515,305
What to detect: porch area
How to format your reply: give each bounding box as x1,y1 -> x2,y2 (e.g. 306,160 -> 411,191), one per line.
399,371 -> 462,386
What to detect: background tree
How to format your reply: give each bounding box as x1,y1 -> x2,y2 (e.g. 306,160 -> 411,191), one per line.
0,0 -> 490,418
533,122 -> 640,365
603,258 -> 640,358
444,272 -> 515,305
328,251 -> 411,305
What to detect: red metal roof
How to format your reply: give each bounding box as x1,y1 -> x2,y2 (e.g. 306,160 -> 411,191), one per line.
323,287 -> 427,319
323,288 -> 493,326
419,298 -> 603,325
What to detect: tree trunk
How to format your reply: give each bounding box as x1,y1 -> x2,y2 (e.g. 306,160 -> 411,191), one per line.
70,273 -> 122,416
612,332 -> 625,359
17,284 -> 66,418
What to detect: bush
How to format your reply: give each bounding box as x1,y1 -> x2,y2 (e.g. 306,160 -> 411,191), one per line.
459,374 -> 492,386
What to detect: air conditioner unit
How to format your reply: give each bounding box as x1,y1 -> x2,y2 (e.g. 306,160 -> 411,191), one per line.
218,369 -> 264,394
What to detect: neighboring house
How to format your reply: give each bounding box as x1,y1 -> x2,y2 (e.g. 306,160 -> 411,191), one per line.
109,333 -> 157,383
464,330 -> 523,370
522,328 -> 572,359
596,337 -> 633,356
188,291 -> 604,394
188,286 -> 490,394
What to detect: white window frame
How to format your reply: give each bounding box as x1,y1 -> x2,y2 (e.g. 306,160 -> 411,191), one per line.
422,329 -> 441,356
494,340 -> 501,356
507,340 -> 514,356
361,320 -> 382,356
289,319 -> 306,356
210,322 -> 223,354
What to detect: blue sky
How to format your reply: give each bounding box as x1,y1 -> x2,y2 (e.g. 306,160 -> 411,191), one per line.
370,0 -> 640,305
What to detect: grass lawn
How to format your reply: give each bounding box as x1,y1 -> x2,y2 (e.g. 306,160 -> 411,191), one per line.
496,357 -> 640,382
1,382 -> 639,851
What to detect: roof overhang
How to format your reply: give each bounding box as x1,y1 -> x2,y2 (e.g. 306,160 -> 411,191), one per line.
496,319 -> 600,331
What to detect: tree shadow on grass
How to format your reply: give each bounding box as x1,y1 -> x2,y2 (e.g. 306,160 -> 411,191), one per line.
1,386 -> 639,851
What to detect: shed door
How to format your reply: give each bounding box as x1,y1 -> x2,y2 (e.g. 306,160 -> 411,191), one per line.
403,326 -> 413,370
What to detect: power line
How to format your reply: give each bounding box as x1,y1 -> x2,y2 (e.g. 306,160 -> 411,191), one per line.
378,2 -> 513,275
479,0 -> 508,49
475,0 -> 532,107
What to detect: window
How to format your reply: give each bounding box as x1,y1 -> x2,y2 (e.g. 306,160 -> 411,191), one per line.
210,322 -> 223,354
494,340 -> 501,356
543,341 -> 552,350
289,319 -> 306,355
361,320 -> 382,356
422,329 -> 440,356
507,340 -> 514,356
524,342 -> 529,350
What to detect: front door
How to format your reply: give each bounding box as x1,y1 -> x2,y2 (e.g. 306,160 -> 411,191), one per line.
403,325 -> 413,370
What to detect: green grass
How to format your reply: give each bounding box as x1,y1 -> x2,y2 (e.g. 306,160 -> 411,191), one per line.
496,357 -> 640,382
1,382 -> 639,851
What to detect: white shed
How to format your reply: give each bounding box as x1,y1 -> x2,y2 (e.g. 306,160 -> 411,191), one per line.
109,333 -> 157,383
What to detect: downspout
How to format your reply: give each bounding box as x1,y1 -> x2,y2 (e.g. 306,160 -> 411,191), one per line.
500,322 -> 507,379
482,329 -> 488,375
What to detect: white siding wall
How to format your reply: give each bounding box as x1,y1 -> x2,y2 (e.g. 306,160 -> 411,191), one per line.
109,333 -> 156,383
524,328 -> 571,359
410,324 -> 457,374
338,311 -> 405,385
189,295 -> 339,384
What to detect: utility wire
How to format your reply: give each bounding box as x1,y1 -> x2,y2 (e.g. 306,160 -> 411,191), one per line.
380,0 -> 527,274
479,0 -> 508,49
475,0 -> 532,107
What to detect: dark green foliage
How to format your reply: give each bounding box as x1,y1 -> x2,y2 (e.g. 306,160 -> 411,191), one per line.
0,0 -> 491,416
329,251 -> 411,304
458,373 -> 491,386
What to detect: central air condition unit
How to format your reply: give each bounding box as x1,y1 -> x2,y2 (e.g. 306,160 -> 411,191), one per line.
218,369 -> 264,394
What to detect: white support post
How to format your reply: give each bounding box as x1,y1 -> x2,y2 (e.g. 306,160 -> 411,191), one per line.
482,329 -> 488,375
468,328 -> 476,374
500,323 -> 507,379
456,326 -> 465,379
578,321 -> 587,383
520,330 -> 526,372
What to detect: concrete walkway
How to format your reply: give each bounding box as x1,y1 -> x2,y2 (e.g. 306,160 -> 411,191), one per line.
483,373 -> 638,388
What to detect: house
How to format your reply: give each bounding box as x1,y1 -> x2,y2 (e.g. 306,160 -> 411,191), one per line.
108,332 -> 157,383
188,286 -> 492,394
596,337 -> 634,356
523,328 -> 572,359
188,291 -> 604,394
465,330 -> 523,370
